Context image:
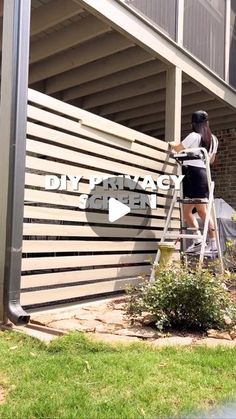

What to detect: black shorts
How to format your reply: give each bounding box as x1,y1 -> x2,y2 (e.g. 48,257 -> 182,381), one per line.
182,165 -> 209,199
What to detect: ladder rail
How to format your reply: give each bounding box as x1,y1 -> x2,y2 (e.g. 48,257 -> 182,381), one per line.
199,182 -> 214,265
211,196 -> 224,272
150,188 -> 178,282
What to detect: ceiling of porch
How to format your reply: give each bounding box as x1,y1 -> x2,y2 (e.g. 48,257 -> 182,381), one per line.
0,0 -> 235,140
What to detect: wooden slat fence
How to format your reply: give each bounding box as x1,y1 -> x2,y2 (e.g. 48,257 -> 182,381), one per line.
21,88 -> 180,309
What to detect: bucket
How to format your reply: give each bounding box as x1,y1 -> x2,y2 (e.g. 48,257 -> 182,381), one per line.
158,242 -> 176,268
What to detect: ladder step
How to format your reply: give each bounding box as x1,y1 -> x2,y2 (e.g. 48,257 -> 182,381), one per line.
173,152 -> 203,162
164,234 -> 203,239
178,198 -> 209,204
181,227 -> 203,231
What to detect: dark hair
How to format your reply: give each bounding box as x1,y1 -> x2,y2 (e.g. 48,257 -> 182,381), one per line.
192,121 -> 212,151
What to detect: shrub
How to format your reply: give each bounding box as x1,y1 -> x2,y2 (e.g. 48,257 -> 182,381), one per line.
126,265 -> 236,331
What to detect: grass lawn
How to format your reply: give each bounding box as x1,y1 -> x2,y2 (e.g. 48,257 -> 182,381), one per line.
0,331 -> 235,418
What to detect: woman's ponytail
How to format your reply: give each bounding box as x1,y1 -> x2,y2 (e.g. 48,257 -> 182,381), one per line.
192,121 -> 212,151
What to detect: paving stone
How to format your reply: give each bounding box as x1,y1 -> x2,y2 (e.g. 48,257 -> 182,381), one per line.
110,303 -> 126,311
74,312 -> 105,321
47,319 -> 93,332
31,314 -> 74,326
113,326 -> 159,339
95,310 -> 128,329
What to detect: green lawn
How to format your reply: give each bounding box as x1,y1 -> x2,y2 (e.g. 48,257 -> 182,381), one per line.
0,331 -> 235,418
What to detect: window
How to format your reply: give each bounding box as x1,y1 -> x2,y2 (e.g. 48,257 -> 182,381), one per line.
124,0 -> 177,40
229,0 -> 236,88
183,0 -> 225,77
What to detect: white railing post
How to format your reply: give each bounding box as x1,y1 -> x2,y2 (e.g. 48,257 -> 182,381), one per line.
177,0 -> 184,45
225,0 -> 231,83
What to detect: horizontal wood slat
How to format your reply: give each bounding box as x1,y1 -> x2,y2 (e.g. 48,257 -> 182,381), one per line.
21,253 -> 154,271
25,168 -> 175,201
24,205 -> 180,222
26,137 -> 176,176
28,89 -> 169,151
22,240 -> 161,253
23,223 -> 179,239
27,121 -> 174,169
27,120 -> 171,164
24,188 -> 177,212
21,277 -> 143,306
21,265 -> 151,289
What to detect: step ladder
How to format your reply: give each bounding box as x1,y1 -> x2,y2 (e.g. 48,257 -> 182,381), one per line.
150,147 -> 224,281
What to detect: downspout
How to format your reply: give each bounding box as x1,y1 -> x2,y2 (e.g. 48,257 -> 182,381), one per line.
0,0 -> 31,325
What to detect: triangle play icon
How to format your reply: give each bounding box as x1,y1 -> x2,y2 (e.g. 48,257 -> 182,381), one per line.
108,197 -> 131,223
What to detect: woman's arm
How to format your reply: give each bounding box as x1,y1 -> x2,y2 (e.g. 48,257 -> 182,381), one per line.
168,141 -> 185,153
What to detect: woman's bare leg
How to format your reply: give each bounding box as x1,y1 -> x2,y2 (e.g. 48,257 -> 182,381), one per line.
194,203 -> 215,239
182,204 -> 202,242
194,203 -> 217,251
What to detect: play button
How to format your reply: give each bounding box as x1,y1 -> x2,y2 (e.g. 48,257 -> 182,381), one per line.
108,197 -> 131,223
85,175 -> 152,238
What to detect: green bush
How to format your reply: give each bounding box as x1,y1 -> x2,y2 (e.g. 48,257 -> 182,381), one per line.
126,265 -> 236,331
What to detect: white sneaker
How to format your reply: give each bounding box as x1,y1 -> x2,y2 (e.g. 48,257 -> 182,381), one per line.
185,241 -> 202,253
204,244 -> 218,256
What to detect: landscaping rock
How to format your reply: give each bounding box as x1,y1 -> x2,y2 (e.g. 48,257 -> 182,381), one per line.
207,329 -> 232,340
229,330 -> 236,340
141,313 -> 157,325
113,326 -> 159,339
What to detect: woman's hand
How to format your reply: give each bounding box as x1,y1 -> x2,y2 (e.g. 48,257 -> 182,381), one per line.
168,142 -> 185,152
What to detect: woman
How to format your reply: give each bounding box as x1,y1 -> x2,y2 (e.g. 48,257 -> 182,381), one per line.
169,110 -> 218,254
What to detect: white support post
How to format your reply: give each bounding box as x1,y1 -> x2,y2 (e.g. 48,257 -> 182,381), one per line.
165,65 -> 183,256
225,0 -> 231,83
165,66 -> 182,142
